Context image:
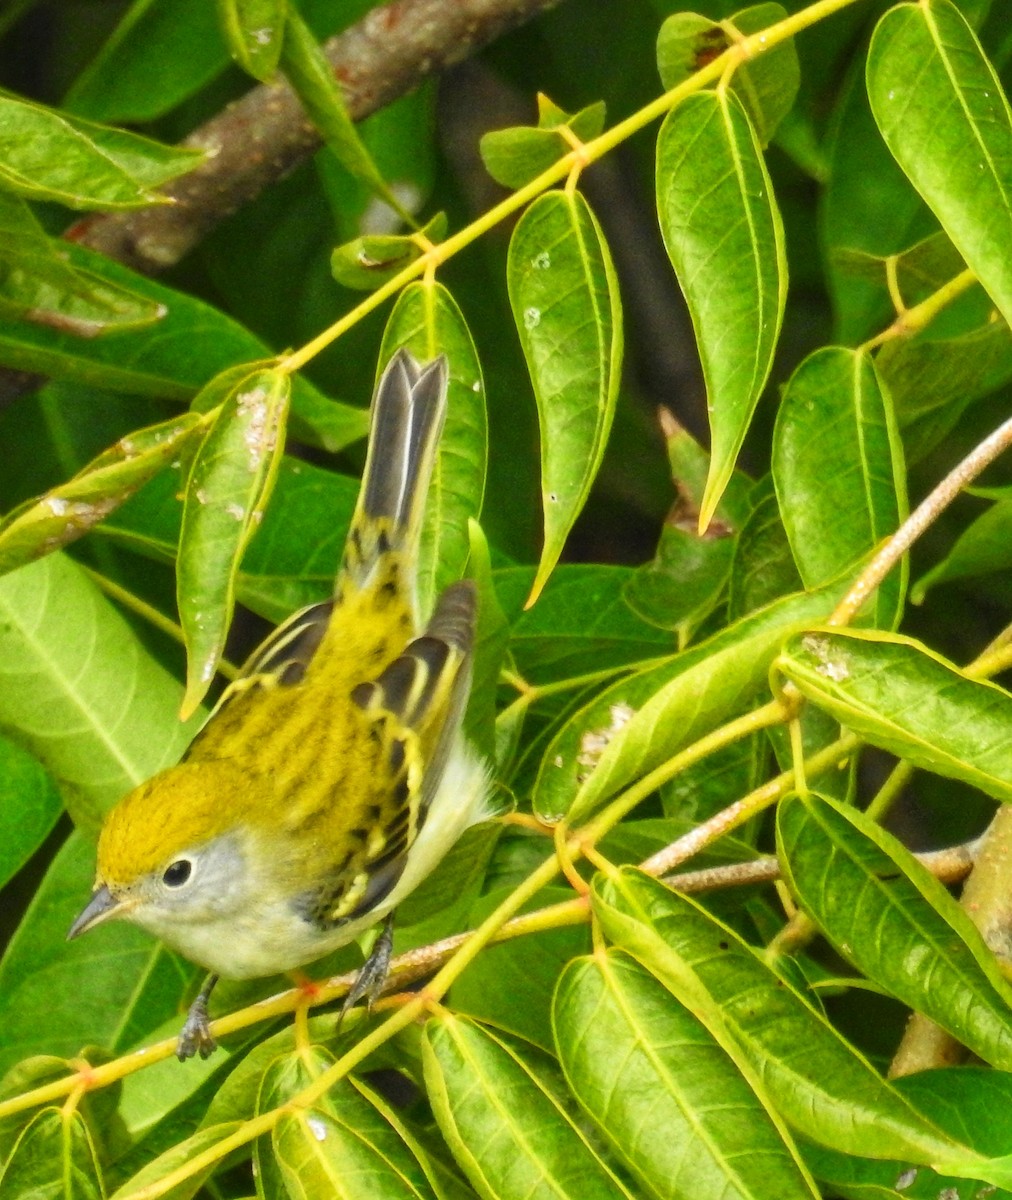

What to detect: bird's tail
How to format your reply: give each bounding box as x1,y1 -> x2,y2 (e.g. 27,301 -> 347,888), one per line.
341,349 -> 448,594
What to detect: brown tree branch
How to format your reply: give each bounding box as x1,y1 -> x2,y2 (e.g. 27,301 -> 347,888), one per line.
68,0 -> 564,274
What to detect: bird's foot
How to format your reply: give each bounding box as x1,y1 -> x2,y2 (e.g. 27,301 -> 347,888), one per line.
177,974 -> 219,1061
341,915 -> 394,1021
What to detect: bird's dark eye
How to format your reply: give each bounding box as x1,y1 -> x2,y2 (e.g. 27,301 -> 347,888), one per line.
162,859 -> 192,888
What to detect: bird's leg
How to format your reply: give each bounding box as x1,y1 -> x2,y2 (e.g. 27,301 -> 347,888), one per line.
177,973 -> 219,1061
341,913 -> 395,1019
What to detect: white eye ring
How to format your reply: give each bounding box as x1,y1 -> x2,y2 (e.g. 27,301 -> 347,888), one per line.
162,859 -> 193,888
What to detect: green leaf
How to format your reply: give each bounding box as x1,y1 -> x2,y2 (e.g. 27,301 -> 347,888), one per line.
821,62 -> 933,344
0,1107 -> 104,1200
258,1049 -> 434,1200
623,415 -> 750,633
480,97 -> 607,189
464,521 -> 509,763
0,242 -> 367,454
534,582 -> 845,823
772,347 -> 906,626
592,867 -> 984,1170
350,1076 -> 480,1200
397,818 -> 501,934
0,192 -> 164,335
281,5 -> 411,222
623,520 -> 736,633
879,319 -> 1012,464
422,1012 -> 635,1200
0,834 -> 202,1075
378,281 -> 488,622
64,0 -> 225,122
656,89 -> 786,528
494,565 -> 671,685
726,4 -> 801,144
62,0 -> 375,123
0,553 -> 198,825
867,0 -> 1012,329
656,13 -> 729,89
728,475 -> 801,618
657,6 -> 800,144
659,733 -> 767,823
0,92 -> 203,209
332,214 -> 448,290
98,457 -> 356,625
217,0 -> 286,81
177,367 -> 291,716
109,1121 -> 243,1200
832,229 -> 982,319
507,190 -> 622,606
777,791 -> 1012,1075
0,735 -> 62,890
0,411 -> 205,576
777,628 -> 1012,801
235,458 -> 354,619
913,495 -> 1012,601
554,949 -> 820,1200
452,885 -> 589,1052
806,1067 -> 1012,1198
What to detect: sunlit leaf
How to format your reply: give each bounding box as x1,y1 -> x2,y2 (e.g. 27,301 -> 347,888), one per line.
109,1120 -> 243,1200
535,582 -> 845,823
772,347 -> 906,626
867,0 -> 1012,328
0,1107 -> 104,1200
778,792 -> 1012,1077
777,628 -> 1012,801
0,554 -> 199,826
423,1012 -> 635,1200
507,189 -> 622,606
593,868 -> 1007,1185
555,949 -> 820,1200
656,89 -> 786,528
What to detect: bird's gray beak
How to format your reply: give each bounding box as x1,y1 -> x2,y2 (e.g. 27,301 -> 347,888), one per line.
68,884 -> 126,940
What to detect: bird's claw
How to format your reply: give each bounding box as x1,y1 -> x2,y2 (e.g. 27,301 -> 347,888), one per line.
177,992 -> 217,1061
341,915 -> 395,1021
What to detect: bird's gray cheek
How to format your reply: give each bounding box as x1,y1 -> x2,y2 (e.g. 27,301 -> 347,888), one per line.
201,839 -> 253,917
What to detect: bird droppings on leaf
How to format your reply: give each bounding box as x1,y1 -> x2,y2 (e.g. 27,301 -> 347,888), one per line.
237,385 -> 274,471
576,702 -> 635,782
307,1116 -> 328,1142
801,634 -> 850,682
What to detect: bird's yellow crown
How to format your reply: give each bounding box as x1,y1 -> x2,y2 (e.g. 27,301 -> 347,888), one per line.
97,760 -> 255,885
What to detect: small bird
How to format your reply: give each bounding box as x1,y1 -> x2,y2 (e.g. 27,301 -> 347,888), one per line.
69,350 -> 490,1060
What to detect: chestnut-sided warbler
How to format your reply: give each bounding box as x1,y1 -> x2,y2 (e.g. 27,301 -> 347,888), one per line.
69,350 -> 490,1060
